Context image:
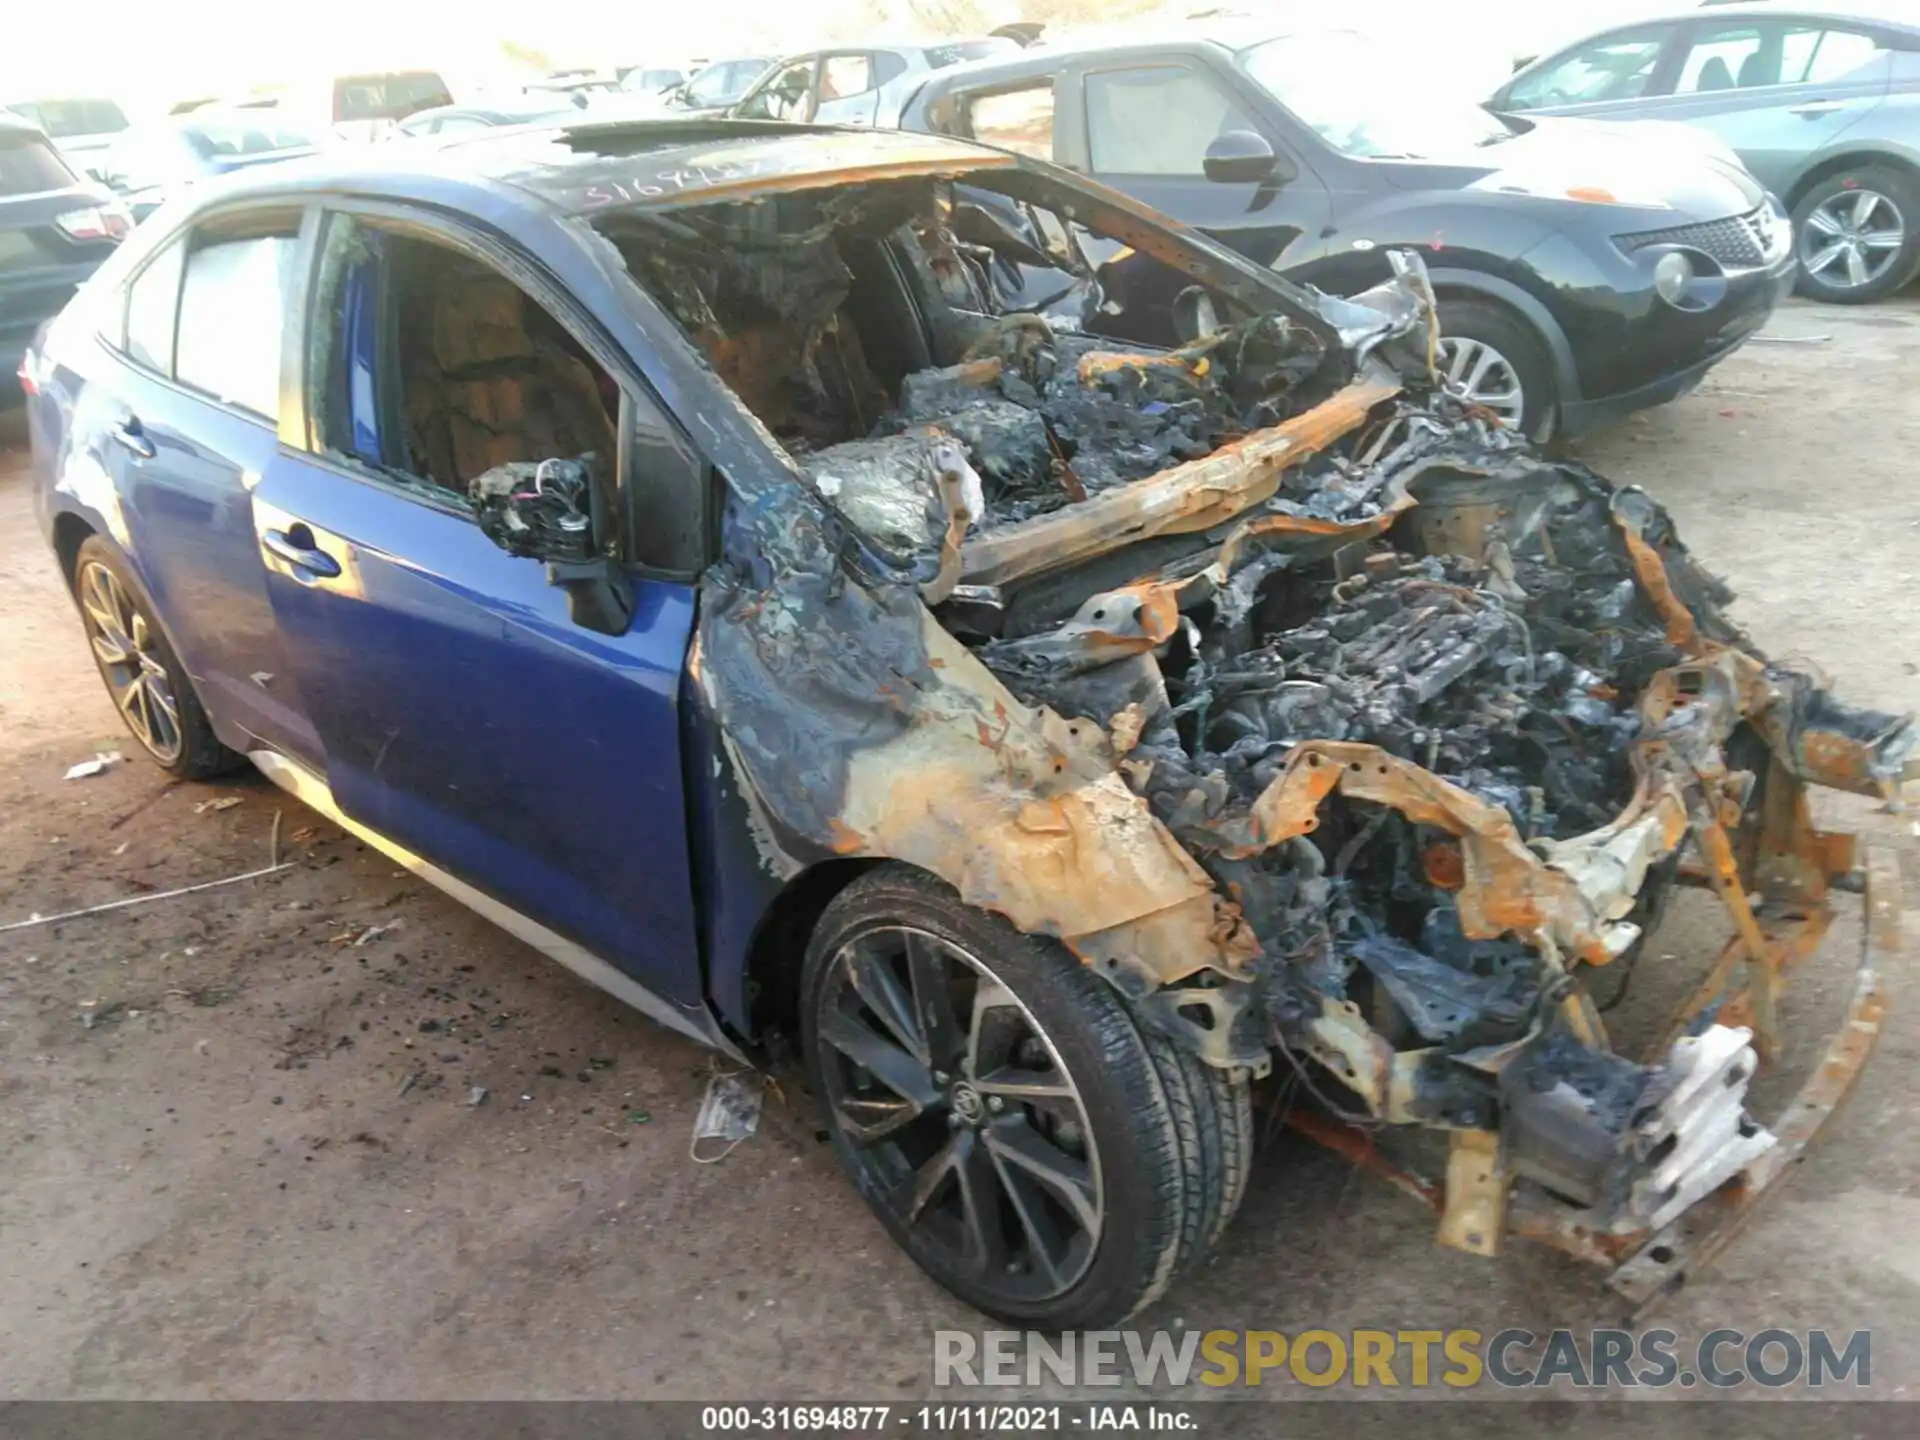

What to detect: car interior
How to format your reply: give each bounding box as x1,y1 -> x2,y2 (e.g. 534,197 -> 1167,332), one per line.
315,221 -> 620,503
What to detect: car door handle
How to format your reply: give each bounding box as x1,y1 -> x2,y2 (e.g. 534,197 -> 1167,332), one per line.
108,418 -> 156,460
262,526 -> 342,579
1790,100 -> 1845,118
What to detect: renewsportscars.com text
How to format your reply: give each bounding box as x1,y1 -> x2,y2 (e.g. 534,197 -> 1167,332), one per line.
935,1328 -> 1871,1391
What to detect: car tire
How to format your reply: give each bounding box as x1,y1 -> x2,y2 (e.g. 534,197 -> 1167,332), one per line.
1435,297 -> 1556,443
801,863 -> 1226,1327
71,536 -> 243,780
1140,1026 -> 1253,1272
1790,164 -> 1920,305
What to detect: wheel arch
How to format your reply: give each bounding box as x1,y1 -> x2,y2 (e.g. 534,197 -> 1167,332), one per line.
1426,267 -> 1582,409
1784,149 -> 1920,214
51,509 -> 98,588
739,856 -> 889,1038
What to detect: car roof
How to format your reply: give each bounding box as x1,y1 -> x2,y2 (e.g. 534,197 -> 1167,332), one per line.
0,112 -> 44,138
184,119 -> 1014,217
898,28 -> 1244,97
1542,0 -> 1920,33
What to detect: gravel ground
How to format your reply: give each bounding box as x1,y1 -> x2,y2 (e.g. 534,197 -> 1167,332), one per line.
1,299 -> 1917,1416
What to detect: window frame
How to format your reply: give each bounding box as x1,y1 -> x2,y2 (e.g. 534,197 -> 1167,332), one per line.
291,197 -> 713,580
1666,15 -> 1896,95
119,233 -> 187,377
100,200 -> 317,432
957,77 -> 1061,163
1669,18 -> 1787,95
818,51 -> 878,102
734,56 -> 822,121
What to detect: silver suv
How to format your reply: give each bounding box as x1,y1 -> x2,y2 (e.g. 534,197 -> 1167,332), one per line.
1492,0 -> 1920,302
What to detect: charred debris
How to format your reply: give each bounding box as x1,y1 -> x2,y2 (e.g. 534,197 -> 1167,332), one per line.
599,173 -> 1914,1240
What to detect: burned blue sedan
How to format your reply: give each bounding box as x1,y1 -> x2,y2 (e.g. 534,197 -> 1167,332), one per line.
23,119 -> 1910,1326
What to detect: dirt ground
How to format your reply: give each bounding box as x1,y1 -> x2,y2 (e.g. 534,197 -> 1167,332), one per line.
2,299 -> 1919,1411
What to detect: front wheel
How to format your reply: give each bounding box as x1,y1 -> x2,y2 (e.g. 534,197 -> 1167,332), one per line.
1435,297 -> 1556,443
801,865 -> 1219,1328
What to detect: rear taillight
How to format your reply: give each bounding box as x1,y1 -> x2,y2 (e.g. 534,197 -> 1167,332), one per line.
54,203 -> 132,242
18,349 -> 40,397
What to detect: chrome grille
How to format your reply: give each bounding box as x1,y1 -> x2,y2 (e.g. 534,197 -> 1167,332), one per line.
1617,206 -> 1778,269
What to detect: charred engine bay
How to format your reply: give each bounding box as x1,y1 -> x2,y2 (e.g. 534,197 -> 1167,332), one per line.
986,456 -> 1713,1021
611,175 -> 1913,1217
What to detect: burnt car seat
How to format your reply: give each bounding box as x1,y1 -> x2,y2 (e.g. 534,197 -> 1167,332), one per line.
402,267 -> 617,494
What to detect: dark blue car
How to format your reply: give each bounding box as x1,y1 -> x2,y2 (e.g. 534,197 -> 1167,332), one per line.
24,118 -> 1906,1327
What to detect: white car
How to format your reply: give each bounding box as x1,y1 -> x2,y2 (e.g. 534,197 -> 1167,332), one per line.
731,40 -> 1021,128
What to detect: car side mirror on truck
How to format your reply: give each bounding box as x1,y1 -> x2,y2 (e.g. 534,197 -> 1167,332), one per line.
473,457 -> 635,637
1204,130 -> 1293,187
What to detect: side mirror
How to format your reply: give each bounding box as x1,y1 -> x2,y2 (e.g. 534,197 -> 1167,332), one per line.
475,458 -> 634,636
1204,130 -> 1291,186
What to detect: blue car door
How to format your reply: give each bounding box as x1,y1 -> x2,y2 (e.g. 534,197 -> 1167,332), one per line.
81,208 -> 322,765
249,205 -> 707,1014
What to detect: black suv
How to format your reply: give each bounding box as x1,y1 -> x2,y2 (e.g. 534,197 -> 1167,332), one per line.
1,115 -> 126,399
900,24 -> 1796,441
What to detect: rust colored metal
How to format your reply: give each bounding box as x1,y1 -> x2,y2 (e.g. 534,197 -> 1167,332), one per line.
1615,525 -> 1701,653
1602,848 -> 1895,1317
1691,816 -> 1783,1058
1437,1129 -> 1506,1258
1206,740 -> 1622,966
958,375 -> 1401,588
1421,841 -> 1466,890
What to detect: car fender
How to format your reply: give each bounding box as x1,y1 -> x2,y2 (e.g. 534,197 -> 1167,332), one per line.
1782,135 -> 1920,209
1424,265 -> 1582,406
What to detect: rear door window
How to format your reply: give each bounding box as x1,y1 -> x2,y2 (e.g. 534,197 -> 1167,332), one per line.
175,220 -> 301,421
1787,27 -> 1891,85
0,131 -> 75,195
820,54 -> 875,100
1085,66 -> 1262,176
965,83 -> 1056,160
1674,24 -> 1774,93
124,238 -> 186,373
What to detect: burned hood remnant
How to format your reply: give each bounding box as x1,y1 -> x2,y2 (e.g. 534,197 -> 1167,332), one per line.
592,154 -> 1908,1311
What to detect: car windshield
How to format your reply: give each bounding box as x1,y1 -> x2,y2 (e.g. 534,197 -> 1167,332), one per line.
182,116 -> 317,158
1238,32 -> 1512,159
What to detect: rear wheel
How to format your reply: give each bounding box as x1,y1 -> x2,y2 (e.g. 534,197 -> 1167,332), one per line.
1435,297 -> 1556,443
72,537 -> 241,779
1791,165 -> 1920,304
801,865 -> 1237,1326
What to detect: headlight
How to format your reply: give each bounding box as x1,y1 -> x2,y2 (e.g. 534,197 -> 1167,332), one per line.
1654,251 -> 1693,305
